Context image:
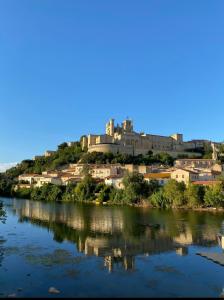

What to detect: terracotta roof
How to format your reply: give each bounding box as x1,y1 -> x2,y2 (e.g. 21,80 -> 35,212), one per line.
173,168 -> 199,175
19,173 -> 39,177
144,173 -> 171,179
176,159 -> 215,161
192,180 -> 222,185
105,175 -> 123,179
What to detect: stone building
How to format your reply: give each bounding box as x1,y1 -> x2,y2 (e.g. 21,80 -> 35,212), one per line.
81,118 -> 213,157
171,168 -> 199,185
174,159 -> 217,170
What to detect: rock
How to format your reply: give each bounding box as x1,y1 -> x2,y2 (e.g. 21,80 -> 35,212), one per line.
48,287 -> 60,294
8,293 -> 16,298
17,288 -> 22,292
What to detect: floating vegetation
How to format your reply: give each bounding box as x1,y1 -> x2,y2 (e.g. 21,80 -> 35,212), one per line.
25,249 -> 85,267
154,264 -> 182,275
4,247 -> 20,256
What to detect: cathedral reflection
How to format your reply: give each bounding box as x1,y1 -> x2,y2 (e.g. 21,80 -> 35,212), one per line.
10,198 -> 224,272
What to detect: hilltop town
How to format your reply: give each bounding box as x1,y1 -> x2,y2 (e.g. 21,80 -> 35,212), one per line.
1,118 -> 224,207
18,118 -> 224,187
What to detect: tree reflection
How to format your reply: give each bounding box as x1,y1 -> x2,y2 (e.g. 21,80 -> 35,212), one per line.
0,201 -> 6,224
0,200 -> 6,268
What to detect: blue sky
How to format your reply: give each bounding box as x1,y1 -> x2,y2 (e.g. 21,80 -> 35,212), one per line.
1,0 -> 224,164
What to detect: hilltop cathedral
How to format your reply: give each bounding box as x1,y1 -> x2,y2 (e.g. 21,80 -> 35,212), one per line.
80,118 -> 218,157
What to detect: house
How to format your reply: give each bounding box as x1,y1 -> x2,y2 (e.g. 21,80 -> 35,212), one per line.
65,164 -> 123,179
34,176 -> 62,187
18,174 -> 39,184
123,164 -> 152,174
44,150 -> 56,157
174,159 -> 216,170
105,175 -> 124,189
171,168 -> 199,184
60,174 -> 82,185
144,173 -> 171,186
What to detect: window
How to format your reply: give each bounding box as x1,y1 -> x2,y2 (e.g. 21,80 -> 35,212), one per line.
182,175 -> 184,178
176,175 -> 178,178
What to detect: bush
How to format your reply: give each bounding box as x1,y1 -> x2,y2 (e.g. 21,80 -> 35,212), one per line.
150,190 -> 170,208
204,183 -> 224,207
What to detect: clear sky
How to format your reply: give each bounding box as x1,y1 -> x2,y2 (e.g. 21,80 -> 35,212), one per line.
1,0 -> 224,164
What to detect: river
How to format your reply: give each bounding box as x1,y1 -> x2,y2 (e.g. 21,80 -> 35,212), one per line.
1,197 -> 224,297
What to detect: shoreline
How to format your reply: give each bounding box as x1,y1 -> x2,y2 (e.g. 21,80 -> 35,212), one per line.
1,195 -> 224,212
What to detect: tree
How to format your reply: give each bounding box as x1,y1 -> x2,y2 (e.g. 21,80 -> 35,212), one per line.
148,179 -> 160,196
0,174 -> 14,196
47,185 -> 63,201
204,183 -> 224,207
163,179 -> 186,207
122,172 -> 150,204
58,142 -> 68,150
184,183 -> 205,208
74,175 -> 96,201
98,184 -> 114,203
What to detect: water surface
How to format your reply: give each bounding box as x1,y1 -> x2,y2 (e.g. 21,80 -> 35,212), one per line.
1,197 -> 224,297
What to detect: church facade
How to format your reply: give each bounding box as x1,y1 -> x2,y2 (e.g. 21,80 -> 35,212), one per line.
80,118 -> 213,157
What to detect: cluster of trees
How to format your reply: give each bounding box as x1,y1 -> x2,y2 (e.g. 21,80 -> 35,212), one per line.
0,173 -> 14,196
80,151 -> 175,166
6,142 -> 84,178
150,179 -> 224,208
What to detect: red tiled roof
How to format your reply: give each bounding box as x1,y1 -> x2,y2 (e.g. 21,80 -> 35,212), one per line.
144,173 -> 171,179
192,180 -> 222,185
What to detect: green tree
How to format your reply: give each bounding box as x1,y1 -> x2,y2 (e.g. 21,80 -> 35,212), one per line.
74,175 -> 96,201
184,183 -> 205,208
122,172 -> 150,204
98,184 -> 114,203
204,183 -> 224,207
47,185 -> 63,201
163,179 -> 186,207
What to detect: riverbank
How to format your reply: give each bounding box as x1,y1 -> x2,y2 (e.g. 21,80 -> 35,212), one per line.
4,194 -> 224,213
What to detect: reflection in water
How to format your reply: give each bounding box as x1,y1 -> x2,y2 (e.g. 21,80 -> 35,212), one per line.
0,200 -> 6,224
8,198 -> 224,272
0,200 -> 6,267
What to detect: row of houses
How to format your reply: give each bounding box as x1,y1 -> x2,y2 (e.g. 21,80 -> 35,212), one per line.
16,159 -> 224,191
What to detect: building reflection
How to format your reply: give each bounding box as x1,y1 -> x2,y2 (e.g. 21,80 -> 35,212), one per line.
10,198 -> 224,272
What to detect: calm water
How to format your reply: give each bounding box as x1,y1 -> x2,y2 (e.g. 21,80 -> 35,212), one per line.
1,197 -> 224,297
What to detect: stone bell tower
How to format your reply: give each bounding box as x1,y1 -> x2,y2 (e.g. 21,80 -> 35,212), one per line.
211,142 -> 219,161
106,118 -> 115,136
